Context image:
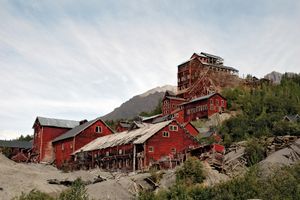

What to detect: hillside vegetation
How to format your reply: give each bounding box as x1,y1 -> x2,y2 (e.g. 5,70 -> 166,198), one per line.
139,161 -> 300,200
220,74 -> 300,146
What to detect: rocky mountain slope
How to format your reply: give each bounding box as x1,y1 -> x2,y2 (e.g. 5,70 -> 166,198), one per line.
101,85 -> 176,121
264,71 -> 283,84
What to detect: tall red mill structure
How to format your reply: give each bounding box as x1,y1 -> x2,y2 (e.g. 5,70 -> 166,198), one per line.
177,52 -> 239,100
160,52 -> 238,122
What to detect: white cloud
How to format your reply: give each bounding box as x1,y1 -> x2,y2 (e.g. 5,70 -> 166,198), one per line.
0,1 -> 299,139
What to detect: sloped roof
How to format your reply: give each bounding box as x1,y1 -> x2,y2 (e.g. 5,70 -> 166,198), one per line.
200,52 -> 223,60
178,53 -> 238,72
180,93 -> 225,106
283,114 -> 300,122
33,116 -> 80,129
152,115 -> 173,124
118,122 -> 131,128
0,140 -> 32,149
140,114 -> 162,122
165,96 -> 186,101
73,120 -> 173,153
52,117 -> 114,143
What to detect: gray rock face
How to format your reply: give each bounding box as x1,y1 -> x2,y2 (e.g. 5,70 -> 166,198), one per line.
264,71 -> 283,84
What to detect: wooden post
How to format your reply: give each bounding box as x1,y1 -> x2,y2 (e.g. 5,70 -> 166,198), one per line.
133,144 -> 136,172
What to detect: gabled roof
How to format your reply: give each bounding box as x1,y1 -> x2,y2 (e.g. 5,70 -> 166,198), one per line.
73,120 -> 173,153
283,114 -> 300,122
0,140 -> 32,149
33,116 -> 80,129
52,117 -> 114,143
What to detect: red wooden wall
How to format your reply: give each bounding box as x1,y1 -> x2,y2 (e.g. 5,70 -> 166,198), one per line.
144,121 -> 199,166
33,124 -> 70,162
53,120 -> 113,168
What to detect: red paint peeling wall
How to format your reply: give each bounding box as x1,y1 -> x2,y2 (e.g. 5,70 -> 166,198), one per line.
33,124 -> 71,163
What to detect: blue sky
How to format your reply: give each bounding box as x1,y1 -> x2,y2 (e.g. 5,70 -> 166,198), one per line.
0,0 -> 300,139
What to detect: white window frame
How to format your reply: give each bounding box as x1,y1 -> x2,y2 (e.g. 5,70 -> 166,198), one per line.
95,126 -> 102,133
162,131 -> 170,137
169,125 -> 178,132
149,146 -> 154,152
171,148 -> 176,154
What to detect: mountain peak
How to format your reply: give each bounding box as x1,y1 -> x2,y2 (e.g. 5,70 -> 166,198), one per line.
101,85 -> 176,121
139,85 -> 177,97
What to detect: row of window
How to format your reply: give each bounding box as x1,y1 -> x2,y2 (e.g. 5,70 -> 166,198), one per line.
210,99 -> 225,106
61,143 -> 72,151
148,146 -> 176,154
186,104 -> 208,115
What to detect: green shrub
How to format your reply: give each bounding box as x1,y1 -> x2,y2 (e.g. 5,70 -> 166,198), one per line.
176,157 -> 205,185
244,139 -> 266,166
58,178 -> 88,200
149,166 -> 163,183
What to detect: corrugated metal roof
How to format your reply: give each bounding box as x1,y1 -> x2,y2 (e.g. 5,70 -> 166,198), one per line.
0,140 -> 32,149
52,117 -> 113,143
33,116 -> 80,129
200,52 -> 223,60
140,114 -> 162,122
152,115 -> 173,124
73,120 -> 173,154
165,96 -> 186,101
180,93 -> 217,106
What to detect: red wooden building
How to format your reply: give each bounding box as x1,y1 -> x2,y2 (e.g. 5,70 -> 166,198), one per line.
162,91 -> 186,116
181,93 -> 227,122
32,116 -> 80,163
177,52 -> 238,99
52,117 -> 114,168
183,122 -> 199,137
74,120 -> 199,171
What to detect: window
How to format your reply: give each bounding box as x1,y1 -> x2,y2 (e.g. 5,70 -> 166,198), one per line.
171,148 -> 176,154
119,149 -> 123,155
106,151 -> 109,156
216,99 -> 219,106
162,131 -> 170,137
221,100 -> 224,106
62,144 -> 64,151
210,99 -> 213,104
70,144 -> 73,149
169,125 -> 178,131
210,105 -> 214,110
95,126 -> 102,133
149,146 -> 154,152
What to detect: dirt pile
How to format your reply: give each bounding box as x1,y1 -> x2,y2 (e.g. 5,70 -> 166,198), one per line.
0,153 -> 147,200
